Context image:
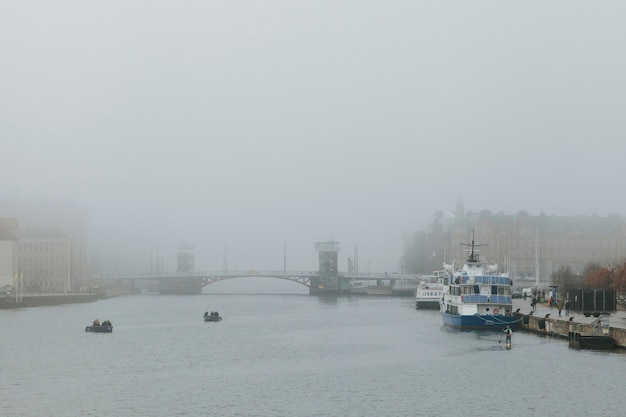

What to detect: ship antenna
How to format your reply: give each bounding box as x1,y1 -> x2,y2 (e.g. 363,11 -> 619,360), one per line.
461,230 -> 486,262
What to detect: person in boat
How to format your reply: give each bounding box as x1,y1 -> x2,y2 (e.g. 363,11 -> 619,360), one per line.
92,319 -> 100,326
503,325 -> 512,344
204,311 -> 209,319
102,320 -> 111,326
213,311 -> 219,316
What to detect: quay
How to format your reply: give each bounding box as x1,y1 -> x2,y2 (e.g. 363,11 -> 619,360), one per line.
512,298 -> 626,349
0,288 -> 130,309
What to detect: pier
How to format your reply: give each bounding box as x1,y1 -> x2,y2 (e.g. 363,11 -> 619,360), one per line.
512,298 -> 626,349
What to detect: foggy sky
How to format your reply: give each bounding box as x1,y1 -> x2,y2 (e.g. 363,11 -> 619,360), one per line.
2,1 -> 626,274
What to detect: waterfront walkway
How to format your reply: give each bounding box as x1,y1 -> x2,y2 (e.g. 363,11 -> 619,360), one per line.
512,298 -> 626,330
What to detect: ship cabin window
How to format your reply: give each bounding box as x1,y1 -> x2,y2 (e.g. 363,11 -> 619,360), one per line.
462,286 -> 473,295
446,305 -> 459,315
492,286 -> 509,295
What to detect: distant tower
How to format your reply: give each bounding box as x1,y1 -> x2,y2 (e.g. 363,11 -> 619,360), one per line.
176,244 -> 195,273
456,198 -> 465,216
315,240 -> 340,277
310,240 -> 344,295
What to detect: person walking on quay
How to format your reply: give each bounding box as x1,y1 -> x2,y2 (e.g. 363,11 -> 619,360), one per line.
531,296 -> 537,311
565,299 -> 571,316
557,299 -> 564,317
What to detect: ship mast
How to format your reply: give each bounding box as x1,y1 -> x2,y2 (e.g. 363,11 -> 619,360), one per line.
461,230 -> 486,263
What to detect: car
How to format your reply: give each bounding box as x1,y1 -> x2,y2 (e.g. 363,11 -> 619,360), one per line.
512,291 -> 522,299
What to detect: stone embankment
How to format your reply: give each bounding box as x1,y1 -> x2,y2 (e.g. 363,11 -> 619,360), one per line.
0,287 -> 131,309
512,298 -> 626,348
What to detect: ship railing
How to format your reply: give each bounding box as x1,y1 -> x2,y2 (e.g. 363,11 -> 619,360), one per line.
457,276 -> 511,285
473,276 -> 512,285
461,295 -> 512,304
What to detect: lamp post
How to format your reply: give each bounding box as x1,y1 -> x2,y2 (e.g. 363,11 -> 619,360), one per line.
535,229 -> 541,289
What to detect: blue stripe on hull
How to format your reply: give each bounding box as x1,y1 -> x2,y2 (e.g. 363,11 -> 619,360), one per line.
441,312 -> 518,330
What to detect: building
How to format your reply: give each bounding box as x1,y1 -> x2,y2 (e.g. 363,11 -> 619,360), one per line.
15,229 -> 72,293
176,243 -> 195,273
0,218 -> 17,290
405,200 -> 626,287
310,240 -> 343,294
0,200 -> 91,292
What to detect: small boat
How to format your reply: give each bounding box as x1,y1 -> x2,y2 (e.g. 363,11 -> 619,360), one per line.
204,311 -> 222,322
415,271 -> 447,310
85,325 -> 113,333
441,231 -> 520,330
569,314 -> 616,350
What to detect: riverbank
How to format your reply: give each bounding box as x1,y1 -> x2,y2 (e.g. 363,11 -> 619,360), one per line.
512,298 -> 626,348
0,293 -> 98,309
0,287 -> 131,309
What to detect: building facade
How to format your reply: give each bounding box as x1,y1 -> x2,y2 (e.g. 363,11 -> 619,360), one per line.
406,201 -> 626,286
15,229 -> 73,293
0,219 -> 17,290
0,200 -> 91,292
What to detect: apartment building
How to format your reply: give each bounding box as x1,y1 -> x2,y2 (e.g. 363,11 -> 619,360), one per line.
406,200 -> 626,281
0,219 -> 17,289
15,229 -> 72,293
0,200 -> 91,292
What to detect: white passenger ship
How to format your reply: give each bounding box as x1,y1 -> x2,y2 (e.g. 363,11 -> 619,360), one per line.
415,271 -> 447,309
441,232 -> 520,330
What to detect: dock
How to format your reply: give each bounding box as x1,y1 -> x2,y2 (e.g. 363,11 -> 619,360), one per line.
512,298 -> 626,349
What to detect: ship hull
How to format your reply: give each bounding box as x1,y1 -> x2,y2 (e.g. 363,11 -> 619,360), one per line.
441,311 -> 518,330
416,300 -> 441,309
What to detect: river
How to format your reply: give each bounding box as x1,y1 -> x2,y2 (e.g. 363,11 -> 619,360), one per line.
1,283 -> 625,417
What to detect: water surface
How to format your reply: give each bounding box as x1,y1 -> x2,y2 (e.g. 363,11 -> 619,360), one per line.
1,292 -> 624,417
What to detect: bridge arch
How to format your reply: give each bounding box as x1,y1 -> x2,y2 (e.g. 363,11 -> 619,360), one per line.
200,274 -> 312,289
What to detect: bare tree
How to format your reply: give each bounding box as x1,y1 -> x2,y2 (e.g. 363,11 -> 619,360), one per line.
551,265 -> 584,291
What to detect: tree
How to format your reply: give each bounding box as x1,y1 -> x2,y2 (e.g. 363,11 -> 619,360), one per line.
585,264 -> 616,289
551,266 -> 584,291
582,262 -> 603,280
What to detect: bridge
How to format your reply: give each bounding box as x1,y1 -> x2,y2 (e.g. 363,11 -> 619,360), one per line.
93,270 -> 416,296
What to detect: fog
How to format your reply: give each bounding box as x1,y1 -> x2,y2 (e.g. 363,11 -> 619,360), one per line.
2,1 -> 626,275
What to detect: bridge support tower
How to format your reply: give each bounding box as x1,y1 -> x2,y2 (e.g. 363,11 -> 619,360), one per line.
310,240 -> 349,295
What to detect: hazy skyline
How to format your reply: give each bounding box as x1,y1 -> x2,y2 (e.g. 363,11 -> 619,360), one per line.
3,2 -> 626,274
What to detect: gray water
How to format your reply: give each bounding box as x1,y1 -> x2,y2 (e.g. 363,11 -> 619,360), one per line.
1,292 -> 625,417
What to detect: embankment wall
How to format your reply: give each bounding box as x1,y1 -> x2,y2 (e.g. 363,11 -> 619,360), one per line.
517,313 -> 626,348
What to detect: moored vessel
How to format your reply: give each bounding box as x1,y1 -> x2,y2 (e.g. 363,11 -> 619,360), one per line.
441,231 -> 520,330
568,313 -> 616,350
415,271 -> 447,309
